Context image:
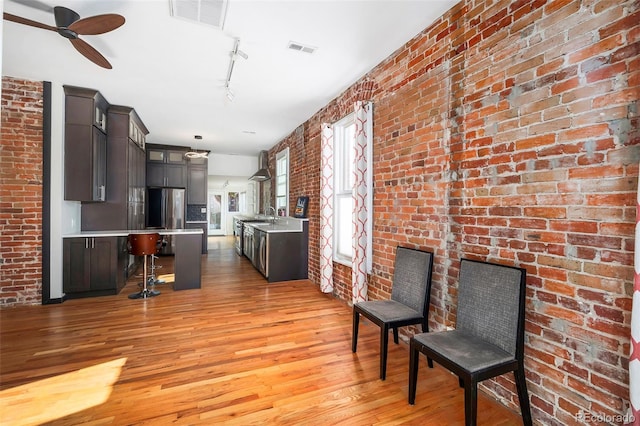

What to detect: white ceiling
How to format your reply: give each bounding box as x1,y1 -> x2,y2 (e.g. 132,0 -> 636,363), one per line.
3,0 -> 458,156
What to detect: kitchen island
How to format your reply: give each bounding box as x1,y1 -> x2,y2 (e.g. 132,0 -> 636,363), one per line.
62,228 -> 203,297
242,218 -> 309,282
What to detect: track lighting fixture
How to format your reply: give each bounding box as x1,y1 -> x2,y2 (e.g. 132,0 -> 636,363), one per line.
224,38 -> 247,102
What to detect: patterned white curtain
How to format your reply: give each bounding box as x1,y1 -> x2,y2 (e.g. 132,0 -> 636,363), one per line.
351,101 -> 370,303
319,123 -> 334,293
629,168 -> 640,425
319,102 -> 371,301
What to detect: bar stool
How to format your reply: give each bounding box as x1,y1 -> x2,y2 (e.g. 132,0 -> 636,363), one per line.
148,253 -> 164,286
146,237 -> 165,288
128,233 -> 161,299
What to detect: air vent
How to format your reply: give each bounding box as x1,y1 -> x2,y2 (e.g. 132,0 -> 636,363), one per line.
287,41 -> 316,54
169,0 -> 228,29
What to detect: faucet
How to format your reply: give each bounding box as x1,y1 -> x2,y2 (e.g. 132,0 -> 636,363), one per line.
267,206 -> 276,225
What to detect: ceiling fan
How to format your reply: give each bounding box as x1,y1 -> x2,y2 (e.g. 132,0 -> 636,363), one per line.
3,6 -> 125,69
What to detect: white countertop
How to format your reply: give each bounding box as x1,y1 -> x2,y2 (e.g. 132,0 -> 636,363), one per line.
243,217 -> 306,233
63,229 -> 203,238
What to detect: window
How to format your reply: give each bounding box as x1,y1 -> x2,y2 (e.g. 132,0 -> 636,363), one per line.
319,102 -> 373,295
333,113 -> 356,264
239,191 -> 247,213
275,148 -> 289,216
332,108 -> 373,269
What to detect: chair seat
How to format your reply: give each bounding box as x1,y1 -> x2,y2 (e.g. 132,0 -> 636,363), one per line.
413,330 -> 514,373
356,300 -> 422,323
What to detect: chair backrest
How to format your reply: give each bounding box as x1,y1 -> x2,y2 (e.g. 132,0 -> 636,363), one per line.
128,233 -> 160,256
456,258 -> 526,357
390,247 -> 434,317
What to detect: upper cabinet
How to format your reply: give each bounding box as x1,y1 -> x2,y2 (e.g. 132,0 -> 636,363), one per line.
146,144 -> 188,187
81,105 -> 148,231
64,85 -> 109,202
128,113 -> 146,151
187,156 -> 208,205
147,148 -> 186,164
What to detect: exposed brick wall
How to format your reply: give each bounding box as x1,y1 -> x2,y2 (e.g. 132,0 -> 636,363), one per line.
269,0 -> 639,423
1,77 -> 44,306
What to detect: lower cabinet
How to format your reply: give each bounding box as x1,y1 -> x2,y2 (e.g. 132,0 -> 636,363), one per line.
63,237 -> 128,298
186,223 -> 208,254
254,222 -> 309,283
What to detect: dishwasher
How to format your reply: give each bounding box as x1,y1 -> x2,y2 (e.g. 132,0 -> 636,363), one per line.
256,228 -> 268,278
243,224 -> 254,263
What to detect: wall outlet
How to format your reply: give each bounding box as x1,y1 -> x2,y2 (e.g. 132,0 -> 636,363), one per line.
200,207 -> 206,213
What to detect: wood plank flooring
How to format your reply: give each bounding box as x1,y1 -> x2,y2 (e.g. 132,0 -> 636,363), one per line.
1,236 -> 523,425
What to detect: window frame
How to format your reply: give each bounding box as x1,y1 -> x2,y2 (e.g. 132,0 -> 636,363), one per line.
331,105 -> 373,271
275,147 -> 290,216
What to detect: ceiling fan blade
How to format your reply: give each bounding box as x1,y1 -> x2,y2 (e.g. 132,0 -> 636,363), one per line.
69,14 -> 125,35
69,38 -> 112,69
9,0 -> 53,14
3,12 -> 57,31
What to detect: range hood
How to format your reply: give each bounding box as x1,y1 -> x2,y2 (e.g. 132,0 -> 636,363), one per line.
249,150 -> 271,181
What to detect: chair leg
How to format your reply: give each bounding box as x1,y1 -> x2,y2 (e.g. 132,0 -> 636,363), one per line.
129,255 -> 160,299
352,310 -> 359,353
420,320 -> 433,367
143,255 -> 160,297
149,254 -> 165,285
464,380 -> 478,426
393,326 -> 399,344
408,340 -> 419,405
380,325 -> 389,380
515,367 -> 533,426
143,255 -> 148,292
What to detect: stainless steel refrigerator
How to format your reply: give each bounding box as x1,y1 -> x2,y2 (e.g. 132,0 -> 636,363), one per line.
147,188 -> 185,255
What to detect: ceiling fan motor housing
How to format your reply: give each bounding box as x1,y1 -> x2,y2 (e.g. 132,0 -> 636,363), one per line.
54,6 -> 79,38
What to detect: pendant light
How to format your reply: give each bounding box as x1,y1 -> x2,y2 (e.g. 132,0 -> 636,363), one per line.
184,135 -> 208,159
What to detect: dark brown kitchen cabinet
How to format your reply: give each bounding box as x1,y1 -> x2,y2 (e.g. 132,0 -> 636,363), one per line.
146,144 -> 188,187
253,222 -> 309,282
127,141 -> 147,229
187,156 -> 208,205
186,222 -> 208,254
63,237 -> 123,297
64,85 -> 109,202
81,106 -> 148,231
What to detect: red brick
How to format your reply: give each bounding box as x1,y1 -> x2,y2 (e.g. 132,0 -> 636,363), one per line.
1,77 -> 43,307
10,0 -> 639,423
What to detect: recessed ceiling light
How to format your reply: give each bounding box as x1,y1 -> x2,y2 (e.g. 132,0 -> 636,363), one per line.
287,41 -> 316,54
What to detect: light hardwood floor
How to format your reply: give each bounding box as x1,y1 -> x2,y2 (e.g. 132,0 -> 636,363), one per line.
1,236 -> 523,425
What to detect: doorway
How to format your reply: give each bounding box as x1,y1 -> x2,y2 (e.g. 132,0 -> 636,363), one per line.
208,190 -> 225,235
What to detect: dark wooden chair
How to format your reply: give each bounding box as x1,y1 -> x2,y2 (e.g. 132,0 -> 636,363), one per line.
128,233 -> 161,299
408,258 -> 532,426
352,246 -> 434,380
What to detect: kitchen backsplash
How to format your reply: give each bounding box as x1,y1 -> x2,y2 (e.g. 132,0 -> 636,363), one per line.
186,204 -> 207,222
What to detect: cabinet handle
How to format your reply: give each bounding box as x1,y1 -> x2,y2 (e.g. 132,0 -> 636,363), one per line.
92,238 -> 95,249
85,238 -> 89,249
